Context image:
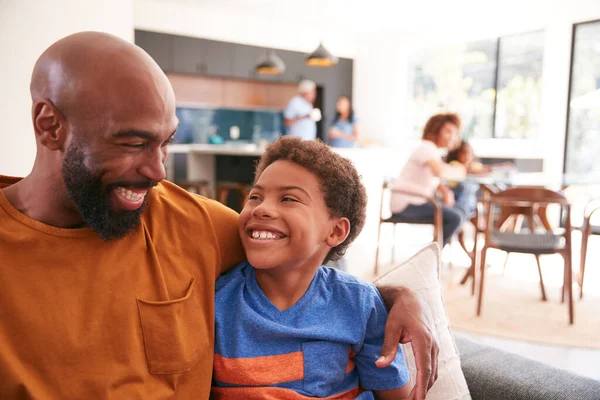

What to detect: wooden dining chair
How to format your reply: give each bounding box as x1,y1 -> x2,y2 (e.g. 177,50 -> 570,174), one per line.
374,181 -> 443,276
458,184 -> 499,295
579,198 -> 600,299
476,187 -> 574,325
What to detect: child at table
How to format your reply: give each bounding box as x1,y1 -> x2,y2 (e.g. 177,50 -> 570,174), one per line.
446,141 -> 485,217
211,137 -> 411,399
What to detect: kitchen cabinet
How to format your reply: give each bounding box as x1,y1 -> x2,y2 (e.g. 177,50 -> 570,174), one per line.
232,44 -> 262,80
135,30 -> 173,72
279,50 -> 307,83
134,30 -> 354,119
173,36 -> 234,77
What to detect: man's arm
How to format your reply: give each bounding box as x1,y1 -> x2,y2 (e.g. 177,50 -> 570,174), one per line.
375,285 -> 439,400
284,115 -> 310,127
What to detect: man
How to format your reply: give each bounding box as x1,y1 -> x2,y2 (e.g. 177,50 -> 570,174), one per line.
284,79 -> 319,140
0,32 -> 438,399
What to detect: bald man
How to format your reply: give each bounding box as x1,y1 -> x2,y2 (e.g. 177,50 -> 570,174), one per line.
0,32 -> 438,399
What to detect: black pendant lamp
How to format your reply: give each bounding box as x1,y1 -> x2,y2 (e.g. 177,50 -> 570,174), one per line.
255,49 -> 286,75
306,42 -> 338,67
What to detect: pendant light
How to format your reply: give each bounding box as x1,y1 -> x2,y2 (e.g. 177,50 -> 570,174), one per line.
306,42 -> 338,67
255,49 -> 286,75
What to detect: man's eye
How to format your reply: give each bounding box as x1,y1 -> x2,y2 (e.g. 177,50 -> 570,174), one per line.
123,143 -> 146,148
248,194 -> 261,201
282,197 -> 298,202
162,138 -> 175,147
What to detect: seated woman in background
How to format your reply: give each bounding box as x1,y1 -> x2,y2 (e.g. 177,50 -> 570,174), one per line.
328,95 -> 359,148
390,113 -> 466,246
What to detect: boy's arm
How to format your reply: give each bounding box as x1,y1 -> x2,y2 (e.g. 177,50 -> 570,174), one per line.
374,386 -> 411,400
375,286 -> 438,400
353,287 -> 411,396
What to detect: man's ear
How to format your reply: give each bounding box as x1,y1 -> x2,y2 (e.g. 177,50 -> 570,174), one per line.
325,217 -> 351,248
33,100 -> 68,151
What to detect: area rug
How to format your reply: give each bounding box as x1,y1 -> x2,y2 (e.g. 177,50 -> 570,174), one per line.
442,272 -> 600,349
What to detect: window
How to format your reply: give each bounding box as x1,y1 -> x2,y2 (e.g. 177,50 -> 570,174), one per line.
564,20 -> 600,176
409,31 -> 544,140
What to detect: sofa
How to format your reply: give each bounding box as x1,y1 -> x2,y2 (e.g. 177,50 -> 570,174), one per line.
455,334 -> 600,400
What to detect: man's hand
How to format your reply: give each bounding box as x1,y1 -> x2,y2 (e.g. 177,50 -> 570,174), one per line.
376,286 -> 439,400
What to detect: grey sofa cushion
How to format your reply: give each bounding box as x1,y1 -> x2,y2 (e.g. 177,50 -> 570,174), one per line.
455,335 -> 600,400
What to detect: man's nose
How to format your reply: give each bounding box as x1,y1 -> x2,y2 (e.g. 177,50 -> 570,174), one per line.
138,146 -> 166,183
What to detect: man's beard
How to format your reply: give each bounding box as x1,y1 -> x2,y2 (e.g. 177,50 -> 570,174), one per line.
61,145 -> 156,240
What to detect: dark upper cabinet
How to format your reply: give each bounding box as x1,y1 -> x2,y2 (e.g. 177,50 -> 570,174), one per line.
232,44 -> 262,80
172,35 -> 201,74
173,36 -> 235,77
135,30 -> 173,72
279,50 -> 307,83
336,58 -> 353,96
203,40 -> 235,77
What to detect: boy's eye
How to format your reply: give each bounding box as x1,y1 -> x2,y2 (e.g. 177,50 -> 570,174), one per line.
248,194 -> 261,201
282,197 -> 298,202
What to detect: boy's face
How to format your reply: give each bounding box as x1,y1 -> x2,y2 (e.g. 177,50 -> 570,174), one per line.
239,160 -> 348,271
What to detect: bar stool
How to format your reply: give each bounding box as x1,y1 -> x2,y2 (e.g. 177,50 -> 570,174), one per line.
174,180 -> 212,198
216,181 -> 252,211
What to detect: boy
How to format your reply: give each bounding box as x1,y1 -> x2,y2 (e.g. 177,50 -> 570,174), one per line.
211,137 -> 411,399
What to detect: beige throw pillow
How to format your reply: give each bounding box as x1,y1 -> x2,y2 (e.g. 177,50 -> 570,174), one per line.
375,243 -> 471,400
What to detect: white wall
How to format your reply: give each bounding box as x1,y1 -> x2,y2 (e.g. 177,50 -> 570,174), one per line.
0,0 -> 134,177
354,1 -> 600,172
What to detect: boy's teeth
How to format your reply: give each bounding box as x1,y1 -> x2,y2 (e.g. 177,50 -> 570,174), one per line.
251,230 -> 281,240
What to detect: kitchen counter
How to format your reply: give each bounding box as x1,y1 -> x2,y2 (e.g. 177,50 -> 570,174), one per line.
168,143 -> 265,157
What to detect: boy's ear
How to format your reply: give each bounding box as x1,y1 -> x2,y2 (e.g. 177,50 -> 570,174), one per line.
325,217 -> 350,248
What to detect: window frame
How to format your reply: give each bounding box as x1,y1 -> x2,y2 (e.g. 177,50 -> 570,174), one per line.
411,29 -> 545,140
563,18 -> 600,174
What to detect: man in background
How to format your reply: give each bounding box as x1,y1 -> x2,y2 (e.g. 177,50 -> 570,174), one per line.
284,79 -> 320,140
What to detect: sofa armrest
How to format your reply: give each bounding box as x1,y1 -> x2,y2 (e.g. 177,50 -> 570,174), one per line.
454,335 -> 600,400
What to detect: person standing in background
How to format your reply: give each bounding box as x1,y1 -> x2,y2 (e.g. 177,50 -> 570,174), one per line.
328,95 -> 359,148
284,80 -> 320,140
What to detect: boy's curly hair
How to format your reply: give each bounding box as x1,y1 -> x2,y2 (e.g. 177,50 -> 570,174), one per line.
254,137 -> 367,263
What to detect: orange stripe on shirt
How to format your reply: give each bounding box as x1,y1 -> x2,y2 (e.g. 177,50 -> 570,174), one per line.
213,352 -> 304,386
346,348 -> 356,373
211,385 -> 361,400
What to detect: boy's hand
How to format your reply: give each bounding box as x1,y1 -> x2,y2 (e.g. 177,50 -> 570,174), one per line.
375,286 -> 439,400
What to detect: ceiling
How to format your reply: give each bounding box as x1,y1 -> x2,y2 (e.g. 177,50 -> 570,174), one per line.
155,0 -> 599,36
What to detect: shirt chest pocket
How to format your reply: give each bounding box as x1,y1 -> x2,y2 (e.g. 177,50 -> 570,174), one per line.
302,341 -> 354,397
137,279 -> 207,375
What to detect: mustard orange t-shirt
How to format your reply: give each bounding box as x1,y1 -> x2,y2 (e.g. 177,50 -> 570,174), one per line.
0,176 -> 245,399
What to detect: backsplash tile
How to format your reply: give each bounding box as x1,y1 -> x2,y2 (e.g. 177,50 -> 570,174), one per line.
175,106 -> 284,144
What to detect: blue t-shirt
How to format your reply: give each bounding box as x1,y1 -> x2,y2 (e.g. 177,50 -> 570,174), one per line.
212,262 -> 409,399
284,95 -> 317,140
329,116 -> 358,148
